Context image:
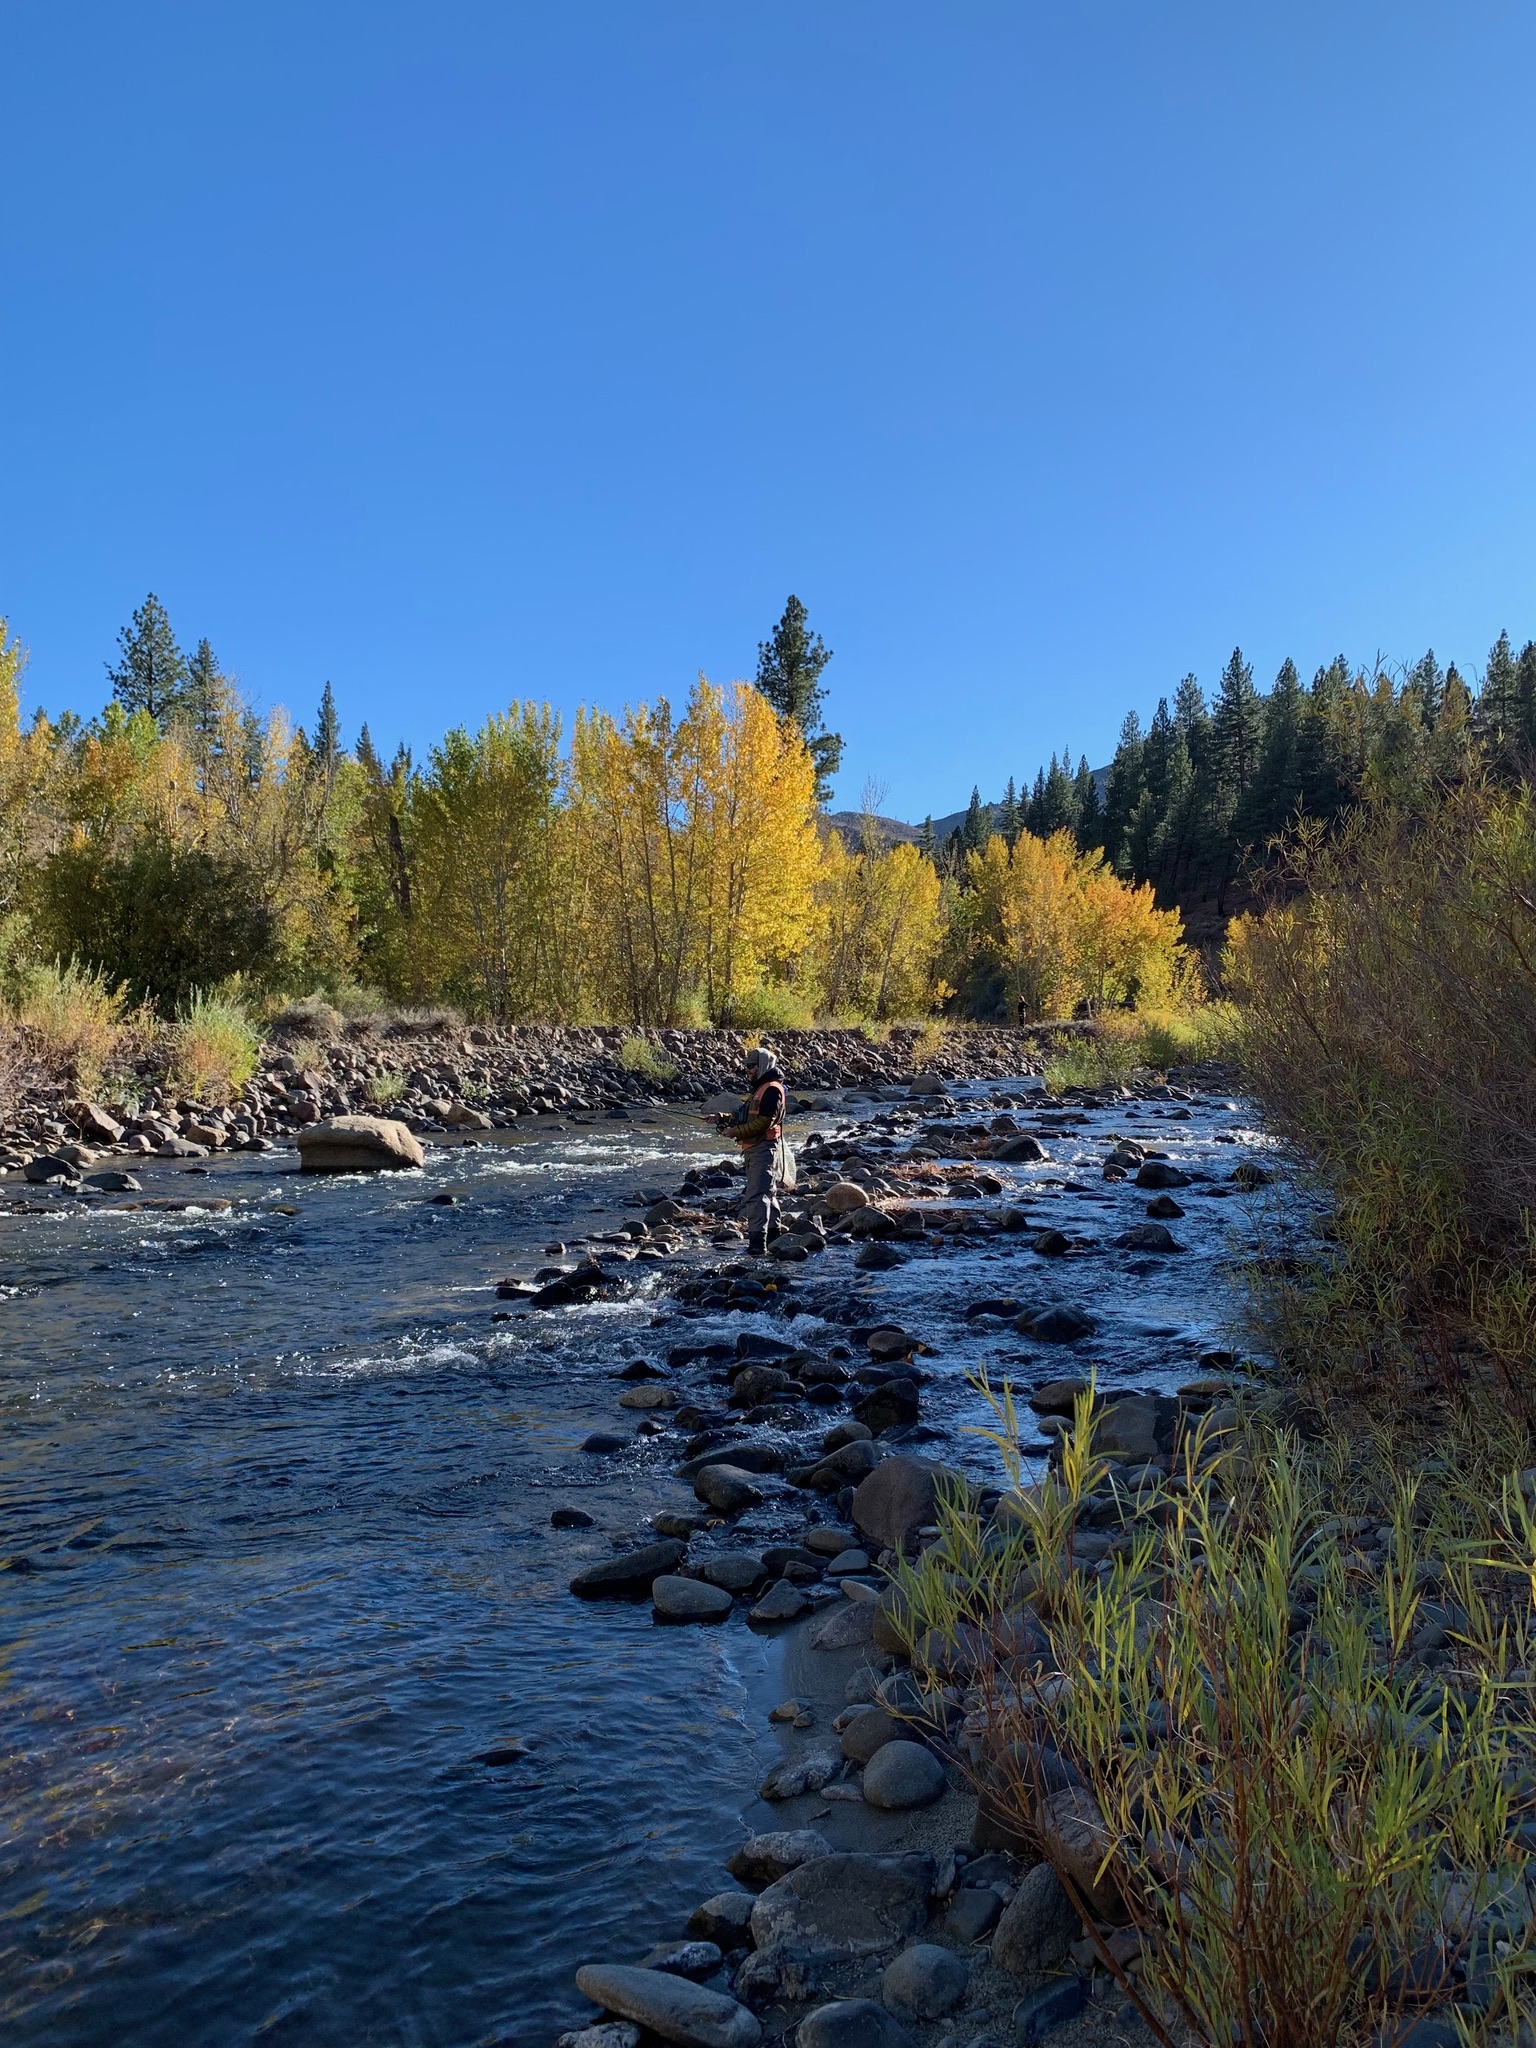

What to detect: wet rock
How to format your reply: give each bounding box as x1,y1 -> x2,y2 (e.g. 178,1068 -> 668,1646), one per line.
552,1505 -> 597,1527
1145,1193 -> 1184,1219
752,1852 -> 934,1965
695,1465 -> 765,1515
574,1963 -> 761,2048
798,2002 -> 914,2048
825,1183 -> 873,1215
861,1741 -> 946,1810
698,1552 -> 765,1594
582,1432 -> 628,1454
157,1136 -> 210,1159
866,1326 -> 916,1362
855,1242 -> 905,1271
881,1943 -> 968,2020
994,1133 -> 1047,1162
619,1385 -> 678,1409
653,1575 -> 733,1622
641,1940 -> 724,1979
84,1169 -> 141,1192
619,1358 -> 667,1380
1027,1378 -> 1088,1418
1134,1160 -> 1189,1189
1016,1306 -> 1093,1344
750,1579 -> 810,1624
1113,1223 -> 1181,1253
727,1830 -> 833,1887
826,1547 -> 871,1576
852,1454 -> 959,1552
990,1861 -> 1080,1976
558,2023 -> 640,2048
822,1420 -> 873,1453
801,1439 -> 882,1491
570,1539 -> 686,1598
296,1115 -> 425,1173
24,1154 -> 79,1183
1030,1229 -> 1069,1257
853,1378 -> 920,1433
689,1892 -> 757,1948
1231,1161 -> 1273,1188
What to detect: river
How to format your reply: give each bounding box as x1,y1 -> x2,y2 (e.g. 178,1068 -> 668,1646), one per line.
0,1080 -> 1273,2047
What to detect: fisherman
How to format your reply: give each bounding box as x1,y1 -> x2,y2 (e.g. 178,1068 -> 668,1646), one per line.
717,1044 -> 790,1256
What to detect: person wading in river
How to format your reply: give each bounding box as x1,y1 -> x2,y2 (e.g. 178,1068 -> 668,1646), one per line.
717,1045 -> 791,1256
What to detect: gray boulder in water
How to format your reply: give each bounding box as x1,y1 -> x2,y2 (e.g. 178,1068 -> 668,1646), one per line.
296,1115 -> 425,1173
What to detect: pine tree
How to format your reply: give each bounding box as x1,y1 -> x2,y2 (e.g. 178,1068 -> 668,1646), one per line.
1248,658 -> 1305,844
314,682 -> 342,781
962,786 -> 988,854
1478,630 -> 1519,750
1212,647 -> 1264,810
918,815 -> 935,859
1072,756 -> 1100,850
1515,641 -> 1536,756
1100,712 -> 1144,870
1406,649 -> 1445,728
106,592 -> 187,725
755,595 -> 842,803
999,777 -> 1019,846
1040,751 -> 1078,836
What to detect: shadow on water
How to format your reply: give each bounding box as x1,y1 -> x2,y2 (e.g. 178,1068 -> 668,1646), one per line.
0,1086 -> 1276,2045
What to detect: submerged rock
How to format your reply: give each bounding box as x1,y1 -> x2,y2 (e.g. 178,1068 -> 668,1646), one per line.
573,1963 -> 760,2048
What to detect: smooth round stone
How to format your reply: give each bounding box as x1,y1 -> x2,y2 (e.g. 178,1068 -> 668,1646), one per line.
804,1526 -> 855,1557
552,1505 -> 596,1528
653,1575 -> 733,1623
796,1999 -> 913,2048
699,1552 -> 766,1594
839,1706 -> 901,1765
581,1432 -> 627,1454
827,1548 -> 871,1576
695,1465 -> 765,1514
861,1740 -> 946,1810
881,1942 -> 969,2019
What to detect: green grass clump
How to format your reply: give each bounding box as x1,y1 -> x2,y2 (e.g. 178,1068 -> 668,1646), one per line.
617,1032 -> 678,1083
169,989 -> 260,1104
365,1069 -> 406,1107
887,1378 -> 1536,2048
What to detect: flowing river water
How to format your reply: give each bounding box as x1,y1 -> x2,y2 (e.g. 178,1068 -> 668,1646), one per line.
0,1080 -> 1278,2047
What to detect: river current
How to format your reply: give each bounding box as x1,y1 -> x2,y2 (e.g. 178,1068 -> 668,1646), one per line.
0,1082 -> 1275,2046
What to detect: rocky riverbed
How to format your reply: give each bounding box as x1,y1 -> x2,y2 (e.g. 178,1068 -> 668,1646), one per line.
0,1051 -> 1280,2048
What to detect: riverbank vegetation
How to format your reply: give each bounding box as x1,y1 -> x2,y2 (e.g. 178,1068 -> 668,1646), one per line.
0,597 -> 1207,1041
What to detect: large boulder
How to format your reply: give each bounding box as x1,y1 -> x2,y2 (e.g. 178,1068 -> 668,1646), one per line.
750,1853 -> 934,1962
1093,1394 -> 1173,1464
798,2003 -> 913,2048
297,1115 -> 425,1173
852,1455 -> 961,1553
994,1133 -> 1047,1162
824,1182 -> 872,1215
861,1741 -> 946,1810
574,1964 -> 760,2048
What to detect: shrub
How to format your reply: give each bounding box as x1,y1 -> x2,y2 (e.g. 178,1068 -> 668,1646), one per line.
30,838 -> 277,1006
366,1069 -> 405,1106
14,958 -> 128,1089
169,990 -> 260,1104
268,993 -> 344,1038
617,1032 -> 678,1082
1228,784 -> 1536,1414
912,1017 -> 949,1067
727,982 -> 814,1032
889,1378 -> 1536,2048
1042,1004 -> 1239,1095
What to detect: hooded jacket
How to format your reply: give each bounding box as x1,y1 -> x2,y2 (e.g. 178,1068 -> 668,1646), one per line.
729,1048 -> 786,1148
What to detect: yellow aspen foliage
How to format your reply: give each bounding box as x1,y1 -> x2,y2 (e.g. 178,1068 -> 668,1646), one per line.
967,827 -> 1190,1019
812,829 -> 944,1018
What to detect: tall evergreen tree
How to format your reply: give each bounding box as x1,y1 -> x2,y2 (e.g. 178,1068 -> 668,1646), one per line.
314,681 -> 342,780
1212,647 -> 1264,810
755,595 -> 842,803
106,592 -> 187,725
1515,641 -> 1536,755
999,776 -> 1019,845
918,815 -> 936,859
961,786 -> 988,855
1248,658 -> 1305,843
1406,648 -> 1445,728
1100,712 -> 1145,870
1072,755 -> 1100,850
1478,630 -> 1519,750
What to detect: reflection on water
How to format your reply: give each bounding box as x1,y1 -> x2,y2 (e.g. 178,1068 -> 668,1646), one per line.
0,1090 -> 1274,2046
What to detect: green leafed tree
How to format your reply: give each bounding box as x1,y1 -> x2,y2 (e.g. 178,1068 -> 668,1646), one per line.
106,592 -> 187,726
755,595 -> 843,804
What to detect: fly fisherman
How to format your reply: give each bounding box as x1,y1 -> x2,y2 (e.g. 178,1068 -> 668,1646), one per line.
717,1044 -> 791,1256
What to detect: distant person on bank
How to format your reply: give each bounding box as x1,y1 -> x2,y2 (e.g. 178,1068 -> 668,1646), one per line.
717,1045 -> 793,1256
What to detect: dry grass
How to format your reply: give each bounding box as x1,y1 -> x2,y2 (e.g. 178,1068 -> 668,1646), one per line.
12,959 -> 129,1091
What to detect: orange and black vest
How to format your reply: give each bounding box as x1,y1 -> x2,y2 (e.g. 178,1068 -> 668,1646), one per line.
740,1076 -> 786,1146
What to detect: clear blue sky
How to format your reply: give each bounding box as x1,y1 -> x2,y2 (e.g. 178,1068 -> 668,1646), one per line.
3,3 -> 1532,819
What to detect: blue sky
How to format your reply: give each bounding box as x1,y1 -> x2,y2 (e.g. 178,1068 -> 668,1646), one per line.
2,3 -> 1532,818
